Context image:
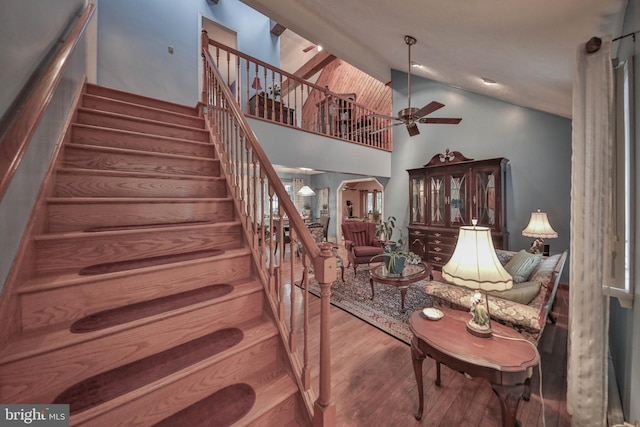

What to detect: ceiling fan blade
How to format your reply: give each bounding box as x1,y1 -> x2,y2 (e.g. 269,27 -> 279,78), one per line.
407,122 -> 420,137
419,117 -> 462,124
415,101 -> 445,118
370,113 -> 400,121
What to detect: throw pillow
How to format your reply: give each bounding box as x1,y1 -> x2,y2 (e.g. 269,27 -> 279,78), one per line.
504,250 -> 542,283
490,280 -> 541,305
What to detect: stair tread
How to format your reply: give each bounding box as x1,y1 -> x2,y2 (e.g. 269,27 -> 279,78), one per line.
47,196 -> 232,204
85,83 -> 199,116
2,279 -> 266,364
20,247 -> 252,293
78,248 -> 226,276
235,369 -> 300,427
153,365 -> 298,427
34,220 -> 240,241
56,167 -> 223,181
72,123 -> 212,147
77,107 -> 209,133
71,345 -> 292,426
83,93 -> 204,122
65,142 -> 218,163
56,327 -> 246,414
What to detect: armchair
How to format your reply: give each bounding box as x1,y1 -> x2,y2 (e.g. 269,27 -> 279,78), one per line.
341,221 -> 384,274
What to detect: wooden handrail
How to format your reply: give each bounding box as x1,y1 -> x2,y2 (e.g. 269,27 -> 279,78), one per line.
205,36 -> 393,151
201,29 -> 336,425
0,4 -> 95,202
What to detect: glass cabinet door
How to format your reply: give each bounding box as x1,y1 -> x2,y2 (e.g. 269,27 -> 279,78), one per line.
476,171 -> 496,226
429,175 -> 445,225
410,176 -> 425,224
449,173 -> 467,226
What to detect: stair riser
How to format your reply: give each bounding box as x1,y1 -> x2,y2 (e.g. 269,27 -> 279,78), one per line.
72,125 -> 215,158
0,292 -> 267,404
77,110 -> 209,142
85,84 -> 197,116
47,200 -> 233,233
82,95 -> 205,129
63,145 -> 220,176
247,393 -> 301,427
54,172 -> 227,199
73,337 -> 285,427
21,255 -> 254,331
35,224 -> 243,273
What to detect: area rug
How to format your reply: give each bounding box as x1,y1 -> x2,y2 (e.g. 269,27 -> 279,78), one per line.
306,267 -> 433,345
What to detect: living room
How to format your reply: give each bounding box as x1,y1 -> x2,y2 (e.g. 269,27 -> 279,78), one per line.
1,0 -> 638,425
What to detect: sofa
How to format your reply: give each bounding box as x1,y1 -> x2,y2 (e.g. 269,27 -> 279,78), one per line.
425,249 -> 568,342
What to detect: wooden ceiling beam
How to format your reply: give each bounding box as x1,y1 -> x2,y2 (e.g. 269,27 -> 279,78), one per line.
281,51 -> 337,95
270,21 -> 286,36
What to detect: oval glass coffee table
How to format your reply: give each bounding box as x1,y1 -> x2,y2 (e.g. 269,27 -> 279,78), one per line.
368,261 -> 432,312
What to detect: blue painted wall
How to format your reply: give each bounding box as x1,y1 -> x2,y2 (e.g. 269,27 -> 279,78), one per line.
385,69 -> 572,259
0,0 -> 88,293
97,0 -> 278,106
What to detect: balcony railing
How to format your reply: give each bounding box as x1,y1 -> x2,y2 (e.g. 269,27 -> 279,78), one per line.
203,35 -> 393,152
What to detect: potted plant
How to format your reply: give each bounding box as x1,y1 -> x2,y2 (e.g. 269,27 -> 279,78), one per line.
372,209 -> 381,223
383,250 -> 421,274
375,215 -> 396,244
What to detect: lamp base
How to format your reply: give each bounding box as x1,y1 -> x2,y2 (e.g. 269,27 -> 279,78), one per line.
466,319 -> 492,339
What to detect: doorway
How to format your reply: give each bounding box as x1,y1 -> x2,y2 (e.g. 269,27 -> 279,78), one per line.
336,178 -> 384,243
200,17 -> 238,100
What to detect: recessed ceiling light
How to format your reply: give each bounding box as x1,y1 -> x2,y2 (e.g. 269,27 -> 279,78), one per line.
316,45 -> 323,52
299,167 -> 313,171
411,62 -> 420,68
482,77 -> 497,85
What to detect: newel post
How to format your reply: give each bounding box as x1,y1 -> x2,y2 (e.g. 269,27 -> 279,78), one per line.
312,243 -> 336,426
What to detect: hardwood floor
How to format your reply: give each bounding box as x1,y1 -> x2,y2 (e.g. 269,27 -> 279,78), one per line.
281,245 -> 571,426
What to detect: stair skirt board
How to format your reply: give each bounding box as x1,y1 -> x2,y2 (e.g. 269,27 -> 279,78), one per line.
78,249 -> 225,276
151,383 -> 256,427
53,327 -> 244,414
70,284 -> 234,333
83,220 -> 214,232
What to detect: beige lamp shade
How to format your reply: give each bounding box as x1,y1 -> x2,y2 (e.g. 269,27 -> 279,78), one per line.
522,209 -> 558,239
442,225 -> 513,292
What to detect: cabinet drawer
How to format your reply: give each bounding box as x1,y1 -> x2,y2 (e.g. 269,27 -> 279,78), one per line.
427,234 -> 457,247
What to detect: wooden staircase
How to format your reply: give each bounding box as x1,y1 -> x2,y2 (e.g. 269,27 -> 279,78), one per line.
0,84 -> 308,426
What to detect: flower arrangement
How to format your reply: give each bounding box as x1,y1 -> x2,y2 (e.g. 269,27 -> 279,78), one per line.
267,83 -> 281,98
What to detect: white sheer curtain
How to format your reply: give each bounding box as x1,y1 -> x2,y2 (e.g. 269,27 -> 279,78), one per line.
293,178 -> 304,213
567,37 -> 614,425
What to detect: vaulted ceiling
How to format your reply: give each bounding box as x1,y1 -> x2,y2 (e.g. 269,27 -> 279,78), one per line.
242,0 -> 628,118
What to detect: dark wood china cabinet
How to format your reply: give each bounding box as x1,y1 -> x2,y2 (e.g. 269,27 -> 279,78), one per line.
407,150 -> 509,269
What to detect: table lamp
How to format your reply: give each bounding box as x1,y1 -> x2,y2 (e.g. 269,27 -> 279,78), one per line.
522,209 -> 558,255
251,76 -> 262,91
442,219 -> 513,338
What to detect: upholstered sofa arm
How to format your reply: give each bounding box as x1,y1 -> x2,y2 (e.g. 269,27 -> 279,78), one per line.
426,249 -> 568,343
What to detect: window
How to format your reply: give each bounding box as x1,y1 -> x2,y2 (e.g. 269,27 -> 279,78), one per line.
604,57 -> 635,308
365,190 -> 383,215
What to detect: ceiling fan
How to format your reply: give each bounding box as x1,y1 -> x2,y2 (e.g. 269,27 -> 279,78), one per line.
372,35 -> 462,137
